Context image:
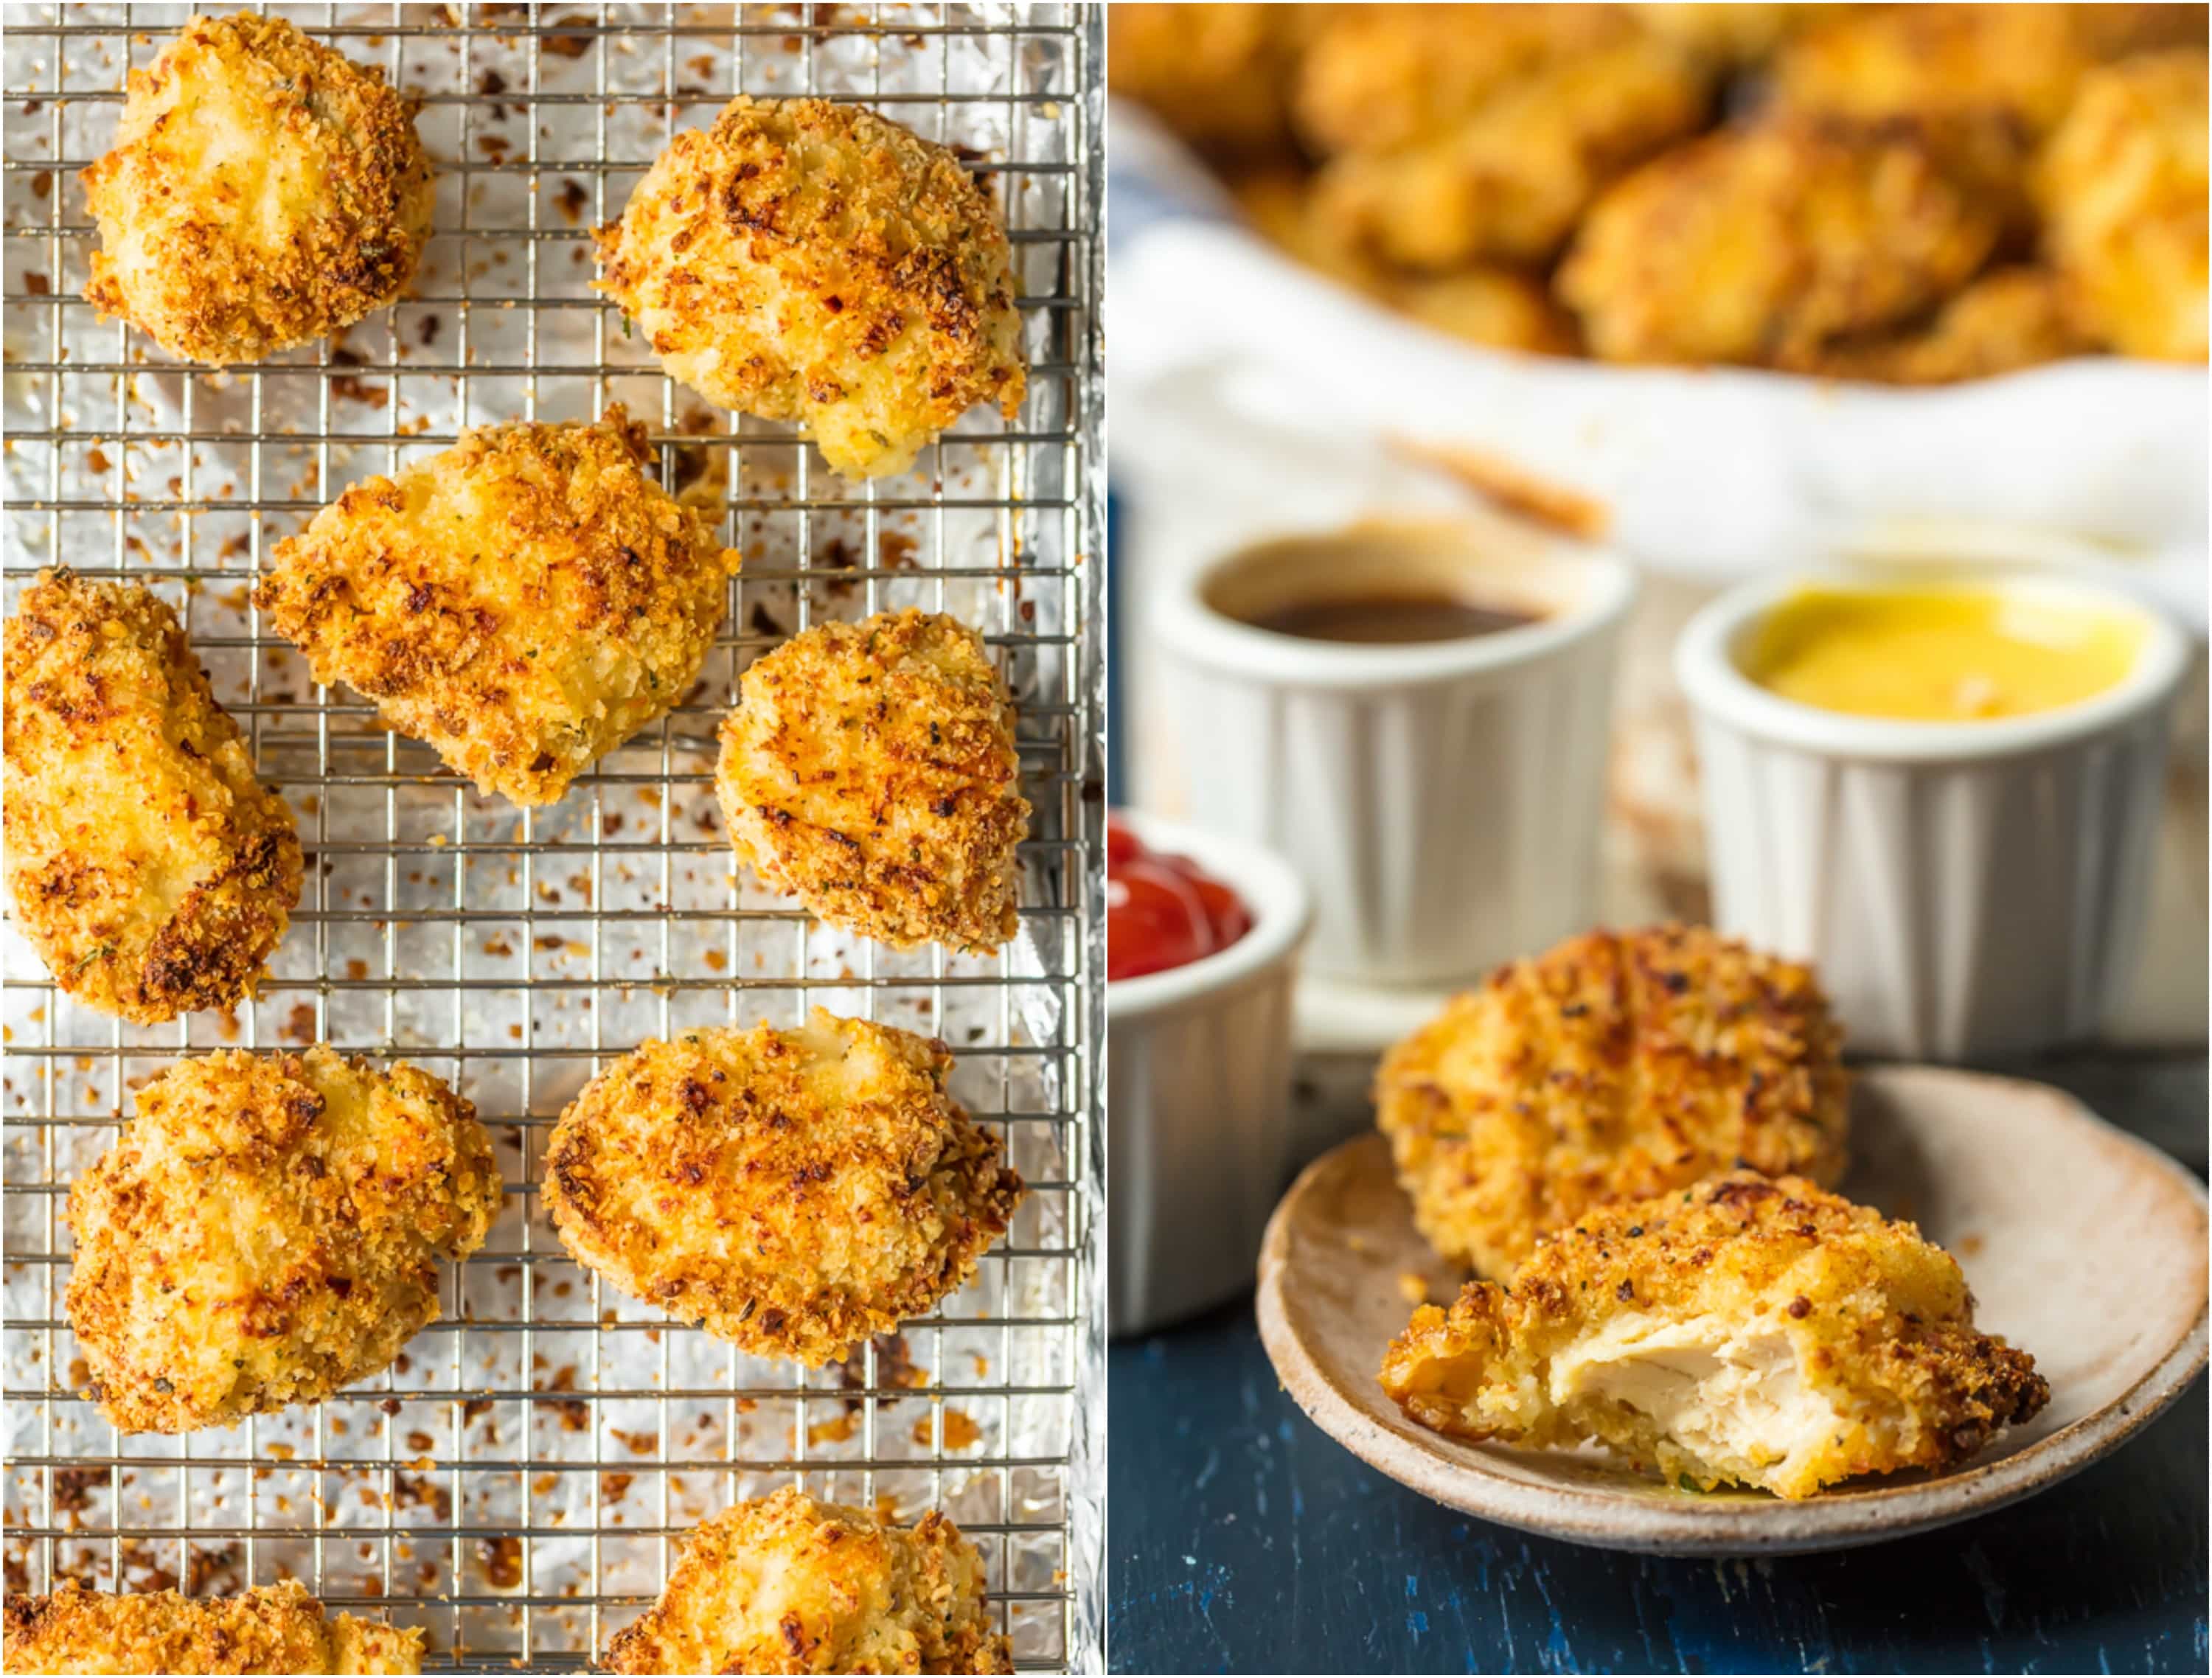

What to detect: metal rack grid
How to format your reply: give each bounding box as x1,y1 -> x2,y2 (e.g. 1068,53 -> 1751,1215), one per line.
0,3 -> 1104,1670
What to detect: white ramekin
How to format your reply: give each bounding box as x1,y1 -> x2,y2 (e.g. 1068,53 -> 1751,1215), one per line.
1151,514 -> 1638,986
1677,569 -> 2191,1062
1107,812 -> 1312,1338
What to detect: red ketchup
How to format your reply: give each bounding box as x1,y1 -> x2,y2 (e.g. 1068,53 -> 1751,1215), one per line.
1107,813 -> 1253,982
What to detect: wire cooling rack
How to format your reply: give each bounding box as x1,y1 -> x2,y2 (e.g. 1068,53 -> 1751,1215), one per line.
0,3 -> 1104,1669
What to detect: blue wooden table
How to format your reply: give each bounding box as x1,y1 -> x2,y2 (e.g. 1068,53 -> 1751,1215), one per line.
1107,1059 -> 2209,1675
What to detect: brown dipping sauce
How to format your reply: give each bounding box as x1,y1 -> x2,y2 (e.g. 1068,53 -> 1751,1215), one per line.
1239,592 -> 1539,646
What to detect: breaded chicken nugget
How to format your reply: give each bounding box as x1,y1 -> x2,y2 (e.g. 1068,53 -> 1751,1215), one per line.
1802,266 -> 2090,382
4,569 -> 301,1024
1317,38 -> 1712,270
2039,51 -> 2209,361
80,13 -> 433,365
1293,4 -> 1635,158
1377,926 -> 1848,1278
717,610 -> 1028,955
1630,3 -> 1843,68
543,1011 -> 1022,1367
1381,1172 -> 2050,1499
1391,270 -> 1582,355
1773,4 -> 2097,139
65,1047 -> 498,1434
1559,123 -> 2000,367
595,97 -> 1026,481
0,1579 -> 421,1675
604,1488 -> 1011,1675
256,407 -> 737,807
1107,3 -> 1318,156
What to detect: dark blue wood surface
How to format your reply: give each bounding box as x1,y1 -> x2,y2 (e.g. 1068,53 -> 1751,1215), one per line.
1107,1060 -> 2210,1675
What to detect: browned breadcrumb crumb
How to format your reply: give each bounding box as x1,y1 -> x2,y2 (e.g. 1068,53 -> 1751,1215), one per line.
543,1010 -> 1022,1368
80,13 -> 434,364
4,568 -> 302,1024
717,609 -> 1028,955
1,1578 -> 422,1674
1376,924 -> 1849,1278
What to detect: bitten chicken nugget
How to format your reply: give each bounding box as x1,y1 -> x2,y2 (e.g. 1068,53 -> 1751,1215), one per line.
717,610 -> 1028,955
2039,50 -> 2209,361
595,97 -> 1026,480
80,13 -> 434,364
1107,3 -> 1318,156
65,1047 -> 498,1434
256,406 -> 737,808
4,569 -> 301,1024
1318,38 -> 1712,270
1381,1172 -> 2050,1499
1,1579 -> 422,1675
543,1010 -> 1023,1367
1803,266 -> 2090,383
603,1488 -> 1012,1675
1559,123 -> 2001,368
1376,926 -> 1849,1278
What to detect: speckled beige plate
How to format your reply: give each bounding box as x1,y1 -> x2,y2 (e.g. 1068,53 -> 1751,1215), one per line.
1255,1065 -> 2208,1555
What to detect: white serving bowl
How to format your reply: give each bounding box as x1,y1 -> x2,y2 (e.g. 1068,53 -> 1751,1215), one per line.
1677,570 -> 2191,1061
1107,812 -> 1311,1337
1152,512 -> 1638,986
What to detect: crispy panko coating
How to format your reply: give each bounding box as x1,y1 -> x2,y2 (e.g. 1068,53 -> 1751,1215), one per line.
2039,50 -> 2209,361
80,13 -> 433,365
1559,122 -> 2000,368
604,1488 -> 1012,1675
1293,4 -> 1635,157
1,1580 -> 420,1675
64,1047 -> 498,1434
1804,266 -> 2091,383
544,1011 -> 1022,1368
256,406 -> 737,807
1376,926 -> 1848,1279
1317,38 -> 1713,270
717,610 -> 1028,955
4,569 -> 301,1024
594,97 -> 1026,481
1381,1172 -> 2050,1499
1107,3 -> 1318,156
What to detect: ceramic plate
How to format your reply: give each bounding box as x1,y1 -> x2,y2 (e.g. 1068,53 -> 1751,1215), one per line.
1254,1065 -> 2208,1555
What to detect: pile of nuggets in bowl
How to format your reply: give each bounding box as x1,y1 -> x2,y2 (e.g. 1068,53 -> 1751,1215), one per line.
1369,924 -> 2048,1501
2,11 -> 1035,1674
1111,1 -> 2210,374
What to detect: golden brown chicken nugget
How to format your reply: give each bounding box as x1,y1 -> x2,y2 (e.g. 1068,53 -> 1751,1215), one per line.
1376,925 -> 1849,1278
65,1047 -> 498,1434
596,97 -> 1026,481
1801,265 -> 2092,382
1108,3 -> 1320,156
1381,1172 -> 2049,1499
717,610 -> 1028,955
1316,38 -> 1713,270
1390,269 -> 1582,355
80,13 -> 433,364
1559,122 -> 2001,367
4,569 -> 301,1024
256,406 -> 737,808
1,1580 -> 421,1675
604,1488 -> 1011,1675
2039,50 -> 2209,361
1630,3 -> 1846,68
543,1011 -> 1022,1368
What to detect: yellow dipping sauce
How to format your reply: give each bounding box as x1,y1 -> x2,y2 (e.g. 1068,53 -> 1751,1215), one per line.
1746,586 -> 2144,722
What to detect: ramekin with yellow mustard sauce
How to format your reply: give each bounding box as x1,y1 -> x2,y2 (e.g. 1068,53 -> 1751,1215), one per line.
1676,571 -> 2191,1061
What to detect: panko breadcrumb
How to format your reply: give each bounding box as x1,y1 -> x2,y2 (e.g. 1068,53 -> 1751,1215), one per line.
256,406 -> 737,808
65,1047 -> 499,1434
594,97 -> 1026,480
1559,122 -> 2001,367
0,1579 -> 422,1675
4,568 -> 302,1024
1376,925 -> 1849,1278
2038,50 -> 2209,362
717,610 -> 1029,955
1380,1172 -> 2050,1499
80,13 -> 434,364
603,1488 -> 1012,1675
543,1010 -> 1023,1368
1317,38 -> 1712,270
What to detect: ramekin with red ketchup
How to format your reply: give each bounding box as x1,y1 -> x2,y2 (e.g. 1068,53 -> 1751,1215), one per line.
1107,810 -> 1310,1337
